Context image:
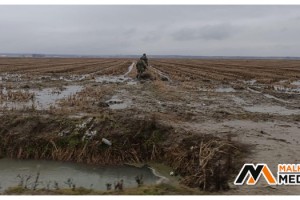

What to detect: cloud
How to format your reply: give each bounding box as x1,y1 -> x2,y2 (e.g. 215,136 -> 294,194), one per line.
0,5 -> 299,56
172,23 -> 238,41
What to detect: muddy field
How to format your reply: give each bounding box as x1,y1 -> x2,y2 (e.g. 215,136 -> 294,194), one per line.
0,57 -> 300,194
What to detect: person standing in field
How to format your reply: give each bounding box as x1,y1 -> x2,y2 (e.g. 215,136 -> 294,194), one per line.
140,53 -> 148,66
136,58 -> 147,79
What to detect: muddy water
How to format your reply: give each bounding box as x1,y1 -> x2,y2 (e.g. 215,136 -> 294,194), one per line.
273,85 -> 300,93
106,98 -> 129,109
243,79 -> 257,85
94,63 -> 136,84
0,73 -> 22,82
95,76 -> 131,83
231,95 -> 248,105
0,85 -> 83,110
33,85 -> 83,109
215,86 -> 236,93
105,91 -> 132,110
0,159 -> 160,192
291,80 -> 300,86
263,94 -> 290,103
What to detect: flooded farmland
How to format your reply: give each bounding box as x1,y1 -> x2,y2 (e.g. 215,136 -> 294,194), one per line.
0,58 -> 300,195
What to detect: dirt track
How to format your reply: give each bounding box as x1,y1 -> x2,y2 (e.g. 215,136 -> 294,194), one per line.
0,58 -> 300,194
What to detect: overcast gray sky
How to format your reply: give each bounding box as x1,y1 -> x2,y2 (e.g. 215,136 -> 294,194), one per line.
0,5 -> 299,56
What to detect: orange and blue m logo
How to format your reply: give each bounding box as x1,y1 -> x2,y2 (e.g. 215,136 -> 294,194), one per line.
234,164 -> 277,185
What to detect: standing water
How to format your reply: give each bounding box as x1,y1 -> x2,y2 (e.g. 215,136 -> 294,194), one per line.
0,159 -> 160,192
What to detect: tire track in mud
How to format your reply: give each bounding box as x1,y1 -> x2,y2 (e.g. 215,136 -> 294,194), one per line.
90,61 -> 132,76
123,62 -> 135,77
93,62 -> 137,85
149,65 -> 171,81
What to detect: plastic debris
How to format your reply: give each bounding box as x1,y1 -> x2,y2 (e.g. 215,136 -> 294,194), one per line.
102,138 -> 112,146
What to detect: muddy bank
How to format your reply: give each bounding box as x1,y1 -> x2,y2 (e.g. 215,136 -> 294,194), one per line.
0,113 -> 244,191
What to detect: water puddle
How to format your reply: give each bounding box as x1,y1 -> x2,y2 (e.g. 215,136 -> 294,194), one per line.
263,94 -> 290,103
291,80 -> 300,86
279,80 -> 288,83
0,85 -> 83,110
94,63 -> 136,85
95,76 -> 132,84
0,159 -> 160,192
49,75 -> 90,82
243,79 -> 257,85
127,81 -> 137,85
63,75 -> 90,82
198,86 -> 236,93
33,85 -> 83,109
273,85 -> 300,93
215,86 -> 236,93
243,105 -> 300,115
273,80 -> 300,93
231,96 -> 248,105
106,96 -> 131,110
198,87 -> 213,92
0,73 -> 22,82
247,87 -> 291,103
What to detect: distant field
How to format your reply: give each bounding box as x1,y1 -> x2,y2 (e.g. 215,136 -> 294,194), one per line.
150,59 -> 300,83
0,58 -> 131,75
0,58 -> 299,83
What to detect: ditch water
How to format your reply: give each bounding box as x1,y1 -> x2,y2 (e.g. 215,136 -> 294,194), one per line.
0,158 -> 160,192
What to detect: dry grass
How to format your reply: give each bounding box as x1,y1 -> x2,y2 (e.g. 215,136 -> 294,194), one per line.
0,89 -> 34,102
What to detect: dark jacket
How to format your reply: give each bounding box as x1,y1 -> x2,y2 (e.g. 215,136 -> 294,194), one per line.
140,55 -> 148,66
